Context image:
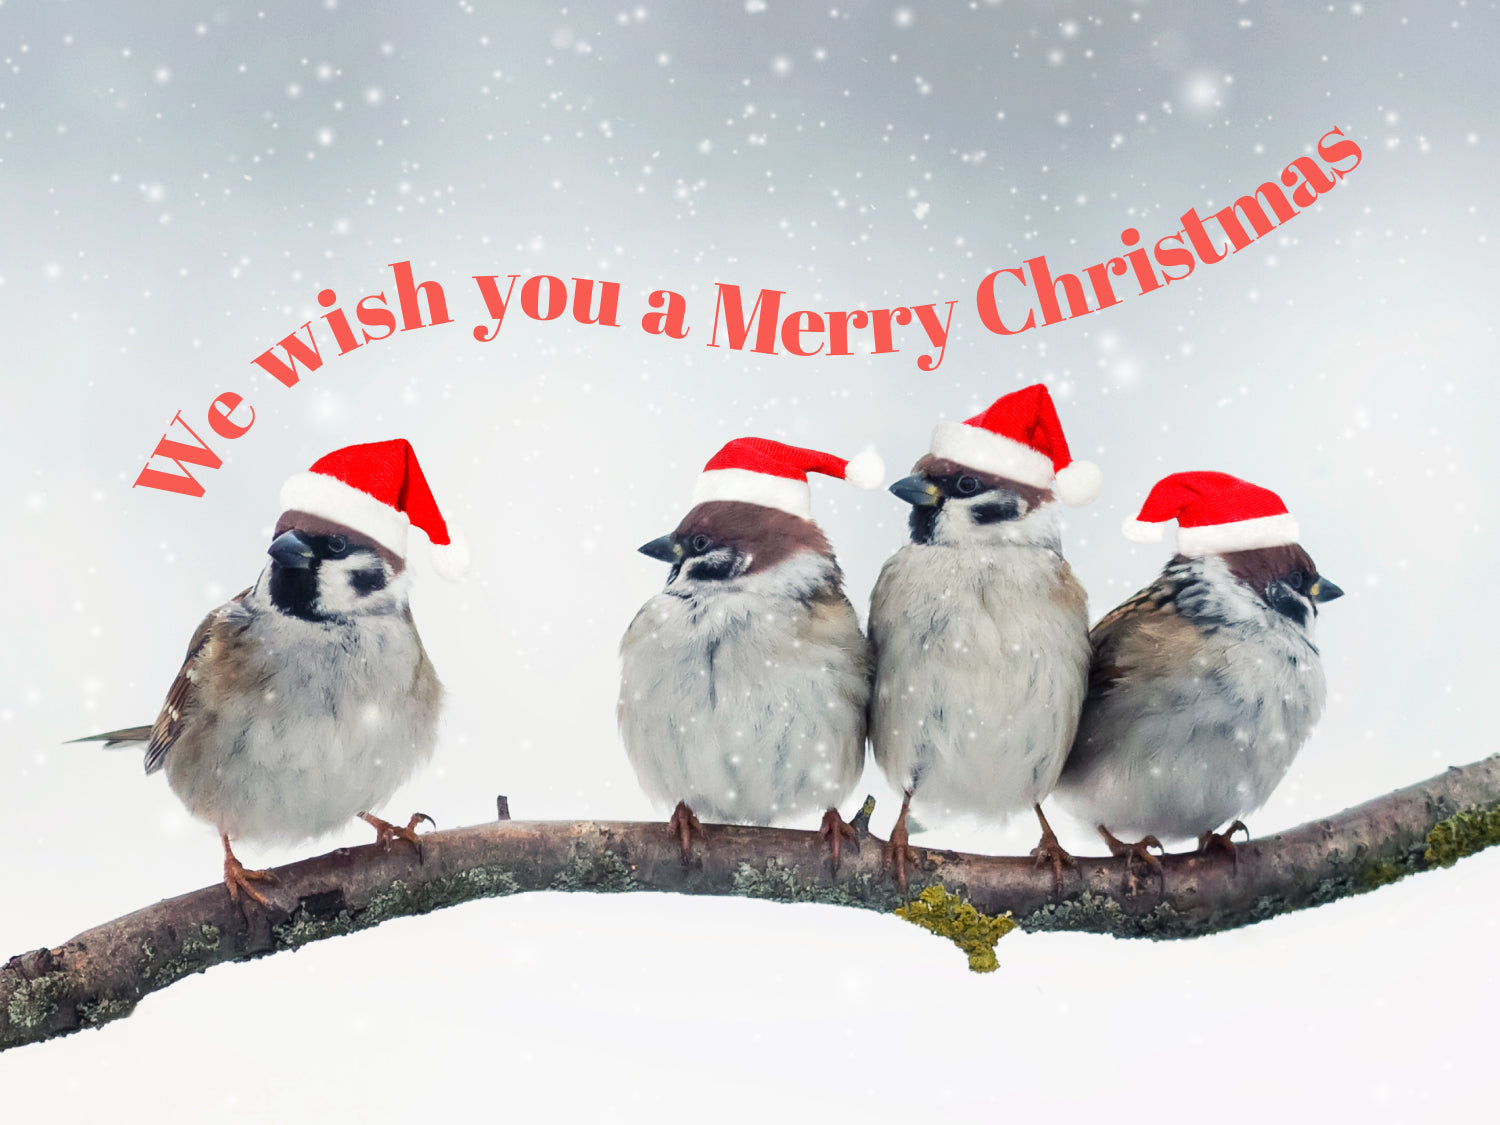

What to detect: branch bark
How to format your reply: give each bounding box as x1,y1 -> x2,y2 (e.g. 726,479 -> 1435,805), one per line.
6,754 -> 1500,1051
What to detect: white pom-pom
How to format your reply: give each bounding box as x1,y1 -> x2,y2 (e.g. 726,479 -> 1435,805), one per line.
429,527 -> 471,581
1054,459 -> 1102,506
1121,518 -> 1165,544
843,446 -> 885,490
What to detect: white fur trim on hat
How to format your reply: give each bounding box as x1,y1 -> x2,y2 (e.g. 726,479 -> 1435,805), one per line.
429,527 -> 471,581
844,447 -> 885,490
930,420 -> 1055,490
1122,518 -> 1166,543
1175,513 -> 1301,557
1054,460 -> 1102,507
692,468 -> 812,520
280,472 -> 410,558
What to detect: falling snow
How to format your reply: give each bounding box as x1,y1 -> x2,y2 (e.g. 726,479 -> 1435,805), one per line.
2,1 -> 1498,1121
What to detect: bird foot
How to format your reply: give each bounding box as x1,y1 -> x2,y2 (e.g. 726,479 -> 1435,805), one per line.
881,795 -> 915,894
668,801 -> 704,861
360,811 -> 435,861
1030,805 -> 1076,896
221,835 -> 276,907
1098,825 -> 1165,894
1198,820 -> 1250,872
819,807 -> 859,873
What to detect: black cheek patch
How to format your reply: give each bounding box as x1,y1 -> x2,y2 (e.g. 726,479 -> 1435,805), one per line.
970,497 -> 1022,524
689,554 -> 738,582
909,506 -> 939,544
1267,586 -> 1311,628
350,568 -> 388,595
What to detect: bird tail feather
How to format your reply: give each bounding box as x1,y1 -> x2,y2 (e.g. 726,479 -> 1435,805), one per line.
69,725 -> 152,749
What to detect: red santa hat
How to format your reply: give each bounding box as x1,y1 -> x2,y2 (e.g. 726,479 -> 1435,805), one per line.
279,438 -> 469,580
929,383 -> 1102,506
690,437 -> 884,520
1122,470 -> 1300,557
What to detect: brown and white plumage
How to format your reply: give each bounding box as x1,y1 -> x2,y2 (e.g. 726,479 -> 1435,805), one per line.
1054,545 -> 1341,843
79,515 -> 444,899
618,500 -> 869,828
869,457 -> 1090,822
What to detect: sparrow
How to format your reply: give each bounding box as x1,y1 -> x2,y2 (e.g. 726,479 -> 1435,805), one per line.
868,384 -> 1102,890
76,439 -> 468,905
618,437 -> 882,866
1052,470 -> 1343,878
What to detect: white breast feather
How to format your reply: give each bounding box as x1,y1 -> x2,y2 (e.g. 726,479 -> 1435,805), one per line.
869,540 -> 1089,821
618,554 -> 867,825
164,577 -> 440,845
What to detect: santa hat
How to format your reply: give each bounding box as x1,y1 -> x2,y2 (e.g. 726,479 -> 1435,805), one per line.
929,383 -> 1102,506
279,439 -> 470,580
690,437 -> 884,520
1122,470 -> 1300,557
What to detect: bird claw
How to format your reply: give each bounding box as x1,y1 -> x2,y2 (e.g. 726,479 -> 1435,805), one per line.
882,839 -> 912,895
360,811 -> 435,862
1098,825 -> 1165,895
1198,820 -> 1250,873
1030,805 -> 1076,897
221,835 -> 277,908
881,795 -> 915,893
668,801 -> 704,862
819,807 -> 859,873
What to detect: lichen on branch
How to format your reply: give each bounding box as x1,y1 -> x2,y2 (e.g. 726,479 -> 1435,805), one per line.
4,753 -> 1499,1052
895,886 -> 1017,972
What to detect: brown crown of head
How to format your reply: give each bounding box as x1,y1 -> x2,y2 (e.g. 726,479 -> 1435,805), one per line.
674,501 -> 835,576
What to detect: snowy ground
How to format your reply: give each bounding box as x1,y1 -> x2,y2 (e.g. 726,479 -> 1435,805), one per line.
2,3 -> 1496,1120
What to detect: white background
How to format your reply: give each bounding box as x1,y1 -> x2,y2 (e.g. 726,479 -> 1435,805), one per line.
2,2 -> 1495,1120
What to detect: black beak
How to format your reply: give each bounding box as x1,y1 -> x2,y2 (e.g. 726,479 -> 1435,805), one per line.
638,535 -> 680,563
269,529 -> 315,570
1309,575 -> 1344,603
889,475 -> 941,508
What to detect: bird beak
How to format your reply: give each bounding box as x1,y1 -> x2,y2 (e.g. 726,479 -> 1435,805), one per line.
638,535 -> 681,563
268,529 -> 315,569
889,475 -> 941,508
1309,576 -> 1344,603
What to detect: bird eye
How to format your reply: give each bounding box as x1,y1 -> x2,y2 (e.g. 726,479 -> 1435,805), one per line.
328,535 -> 348,556
1287,569 -> 1305,591
691,534 -> 712,554
957,475 -> 981,495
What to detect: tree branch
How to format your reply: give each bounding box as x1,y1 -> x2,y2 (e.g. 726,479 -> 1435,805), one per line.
6,754 -> 1500,1051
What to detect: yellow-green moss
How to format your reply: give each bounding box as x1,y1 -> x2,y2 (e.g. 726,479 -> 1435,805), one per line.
894,886 -> 1016,973
1424,803 -> 1500,868
1355,802 -> 1500,891
1362,860 -> 1407,890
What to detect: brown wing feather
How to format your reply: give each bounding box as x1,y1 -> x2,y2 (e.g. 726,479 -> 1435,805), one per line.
142,588 -> 251,774
799,584 -> 870,670
1086,579 -> 1216,702
1085,585 -> 1159,698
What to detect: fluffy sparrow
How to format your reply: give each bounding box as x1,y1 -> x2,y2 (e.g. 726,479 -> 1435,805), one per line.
868,384 -> 1101,889
1053,470 -> 1343,875
77,439 -> 468,904
618,437 -> 882,865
